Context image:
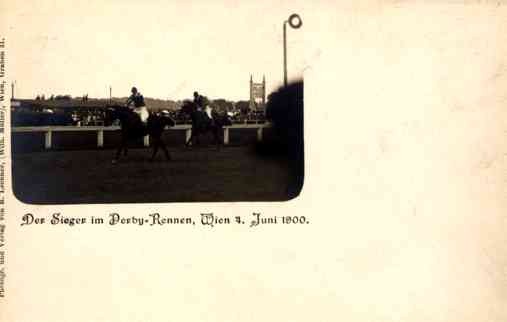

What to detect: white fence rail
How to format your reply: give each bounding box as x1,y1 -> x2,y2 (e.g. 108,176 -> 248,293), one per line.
11,124 -> 272,149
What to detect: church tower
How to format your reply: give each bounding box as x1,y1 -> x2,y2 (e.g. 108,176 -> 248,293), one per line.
249,75 -> 266,114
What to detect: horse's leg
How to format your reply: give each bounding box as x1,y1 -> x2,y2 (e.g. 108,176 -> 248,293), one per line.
210,128 -> 216,145
162,139 -> 171,161
150,136 -> 159,161
195,131 -> 201,146
114,146 -> 121,163
113,137 -> 126,163
157,136 -> 171,161
121,132 -> 128,156
187,131 -> 197,147
122,136 -> 129,157
185,131 -> 194,147
214,128 -> 221,150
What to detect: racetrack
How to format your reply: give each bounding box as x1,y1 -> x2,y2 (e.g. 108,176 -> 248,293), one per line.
12,146 -> 300,204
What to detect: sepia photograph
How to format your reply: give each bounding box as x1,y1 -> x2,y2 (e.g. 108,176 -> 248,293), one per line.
8,2 -> 305,204
2,2 -> 507,322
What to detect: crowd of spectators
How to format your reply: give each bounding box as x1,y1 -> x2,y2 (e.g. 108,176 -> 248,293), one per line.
149,108 -> 266,125
71,110 -> 105,126
12,98 -> 268,127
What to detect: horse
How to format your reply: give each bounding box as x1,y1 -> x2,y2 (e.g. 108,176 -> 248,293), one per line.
104,105 -> 175,163
180,101 -> 232,148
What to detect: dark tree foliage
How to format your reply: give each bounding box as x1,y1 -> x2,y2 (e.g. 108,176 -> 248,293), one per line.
54,95 -> 72,100
235,101 -> 250,115
212,98 -> 233,113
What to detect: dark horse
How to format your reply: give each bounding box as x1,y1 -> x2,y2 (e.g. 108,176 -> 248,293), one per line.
180,101 -> 232,148
105,105 -> 175,163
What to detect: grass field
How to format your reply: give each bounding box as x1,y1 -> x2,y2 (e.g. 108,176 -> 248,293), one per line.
12,146 -> 301,204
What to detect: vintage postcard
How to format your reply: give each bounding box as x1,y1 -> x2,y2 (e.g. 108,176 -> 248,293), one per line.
1,1 -> 506,322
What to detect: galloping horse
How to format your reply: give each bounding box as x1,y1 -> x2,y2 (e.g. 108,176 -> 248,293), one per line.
180,101 -> 232,148
105,105 -> 175,163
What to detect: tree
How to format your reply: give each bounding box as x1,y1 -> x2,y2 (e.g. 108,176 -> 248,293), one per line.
235,101 -> 250,115
211,99 -> 233,113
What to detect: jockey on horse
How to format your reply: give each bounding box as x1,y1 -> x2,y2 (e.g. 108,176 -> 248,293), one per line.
193,91 -> 214,125
126,86 -> 149,126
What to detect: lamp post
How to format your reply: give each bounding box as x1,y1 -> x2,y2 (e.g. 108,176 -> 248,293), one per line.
283,13 -> 302,87
11,81 -> 15,99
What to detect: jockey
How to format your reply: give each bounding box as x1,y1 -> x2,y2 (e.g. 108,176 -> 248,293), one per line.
126,87 -> 149,124
193,91 -> 213,121
193,91 -> 204,111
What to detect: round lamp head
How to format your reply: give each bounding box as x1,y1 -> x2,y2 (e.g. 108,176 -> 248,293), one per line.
288,14 -> 302,29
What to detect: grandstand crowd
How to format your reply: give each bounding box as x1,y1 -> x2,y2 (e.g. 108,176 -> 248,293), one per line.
11,96 -> 267,127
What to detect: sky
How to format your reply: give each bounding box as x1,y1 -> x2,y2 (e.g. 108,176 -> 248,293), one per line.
2,0 -> 309,101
